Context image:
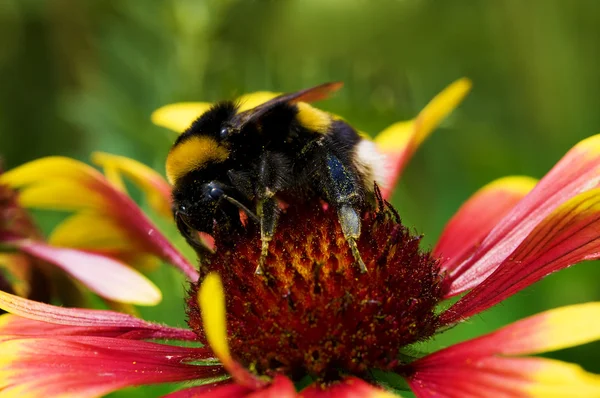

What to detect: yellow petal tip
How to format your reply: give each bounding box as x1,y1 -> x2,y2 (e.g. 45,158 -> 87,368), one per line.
151,102 -> 213,133
416,77 -> 471,140
543,302 -> 600,353
483,175 -> 538,196
198,272 -> 231,363
527,358 -> 600,397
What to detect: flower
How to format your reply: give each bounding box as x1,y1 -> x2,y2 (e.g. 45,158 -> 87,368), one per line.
0,291 -> 225,397
0,176 -> 50,301
0,155 -> 199,306
0,79 -> 599,397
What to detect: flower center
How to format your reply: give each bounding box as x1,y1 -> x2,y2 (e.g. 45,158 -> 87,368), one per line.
0,183 -> 40,240
187,198 -> 443,382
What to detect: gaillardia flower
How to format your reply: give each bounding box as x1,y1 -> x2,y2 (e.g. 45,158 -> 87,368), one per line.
0,154 -> 198,307
0,175 -> 50,301
1,79 -> 600,397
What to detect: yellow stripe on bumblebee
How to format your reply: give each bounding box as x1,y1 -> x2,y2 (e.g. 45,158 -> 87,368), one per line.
295,102 -> 333,134
166,136 -> 230,185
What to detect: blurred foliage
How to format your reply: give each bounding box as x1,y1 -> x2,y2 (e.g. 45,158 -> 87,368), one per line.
1,0 -> 600,396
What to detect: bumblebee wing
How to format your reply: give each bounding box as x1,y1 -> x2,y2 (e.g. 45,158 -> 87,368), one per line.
229,82 -> 343,130
282,81 -> 344,104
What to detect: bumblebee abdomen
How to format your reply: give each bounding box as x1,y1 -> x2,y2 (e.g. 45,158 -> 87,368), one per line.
321,118 -> 386,194
295,102 -> 333,134
327,119 -> 362,147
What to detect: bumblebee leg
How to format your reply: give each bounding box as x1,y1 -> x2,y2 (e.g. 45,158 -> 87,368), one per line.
254,151 -> 289,274
256,195 -> 278,274
337,204 -> 367,272
321,153 -> 367,272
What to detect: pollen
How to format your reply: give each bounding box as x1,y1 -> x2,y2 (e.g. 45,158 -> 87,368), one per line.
187,197 -> 443,382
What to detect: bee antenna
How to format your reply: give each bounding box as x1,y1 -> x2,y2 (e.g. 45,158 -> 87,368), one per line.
222,195 -> 260,224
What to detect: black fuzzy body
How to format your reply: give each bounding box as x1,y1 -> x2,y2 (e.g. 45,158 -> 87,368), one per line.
171,99 -> 372,255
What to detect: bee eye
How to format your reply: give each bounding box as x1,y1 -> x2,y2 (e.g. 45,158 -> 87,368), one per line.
178,204 -> 187,213
210,187 -> 224,199
220,126 -> 229,139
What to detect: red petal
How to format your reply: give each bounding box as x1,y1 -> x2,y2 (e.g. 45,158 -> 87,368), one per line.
0,313 -> 197,342
246,375 -> 297,398
437,302 -> 600,360
3,237 -> 162,305
0,336 -> 223,397
91,152 -> 173,219
434,176 -> 536,274
1,156 -> 198,281
300,377 -> 398,398
408,357 -> 533,398
0,290 -> 197,341
408,304 -> 600,397
165,375 -> 296,398
92,180 -> 199,281
440,189 -> 600,324
444,135 -> 600,297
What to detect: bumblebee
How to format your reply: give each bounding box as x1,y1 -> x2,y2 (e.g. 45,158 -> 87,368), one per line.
166,83 -> 385,273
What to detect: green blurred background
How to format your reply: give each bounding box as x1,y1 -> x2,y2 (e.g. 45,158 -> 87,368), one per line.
1,0 -> 599,396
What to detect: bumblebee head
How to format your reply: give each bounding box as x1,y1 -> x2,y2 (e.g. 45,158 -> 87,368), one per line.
165,99 -> 237,186
173,180 -> 231,235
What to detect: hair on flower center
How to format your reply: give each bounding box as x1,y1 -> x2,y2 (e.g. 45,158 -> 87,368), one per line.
187,197 -> 443,382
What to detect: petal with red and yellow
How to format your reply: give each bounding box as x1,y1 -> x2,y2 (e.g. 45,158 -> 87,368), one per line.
0,336 -> 223,398
1,234 -> 161,306
0,314 -> 167,342
0,289 -> 221,397
441,188 -> 600,324
374,78 -> 471,199
434,176 -> 537,275
0,157 -> 198,281
407,303 -> 600,397
91,152 -> 172,219
90,152 -> 217,255
0,289 -> 196,341
445,134 -> 600,297
47,210 -> 162,272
